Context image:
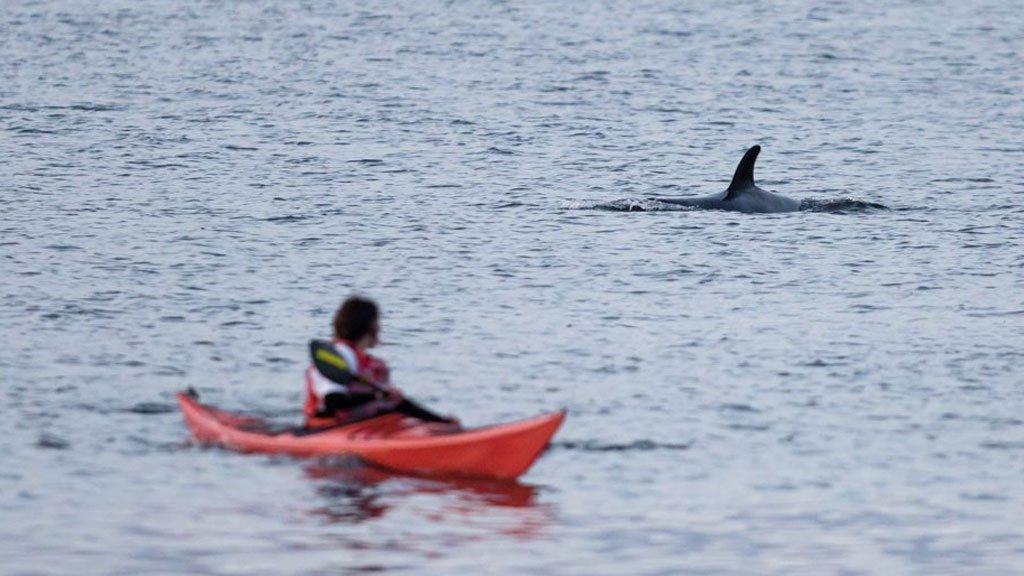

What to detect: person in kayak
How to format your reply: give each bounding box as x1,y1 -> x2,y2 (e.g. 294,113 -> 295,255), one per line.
304,296 -> 452,428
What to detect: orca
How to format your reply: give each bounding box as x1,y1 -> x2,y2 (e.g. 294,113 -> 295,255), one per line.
656,145 -> 801,213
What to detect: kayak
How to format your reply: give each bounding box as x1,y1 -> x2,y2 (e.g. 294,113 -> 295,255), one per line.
176,392 -> 565,480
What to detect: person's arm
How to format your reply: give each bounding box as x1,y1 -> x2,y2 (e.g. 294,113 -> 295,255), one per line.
362,354 -> 392,386
358,354 -> 402,399
308,356 -> 381,416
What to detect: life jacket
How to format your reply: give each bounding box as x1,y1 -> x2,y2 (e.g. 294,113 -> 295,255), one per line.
303,339 -> 390,428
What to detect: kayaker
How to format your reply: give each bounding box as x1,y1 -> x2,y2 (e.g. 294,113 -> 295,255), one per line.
304,296 -> 451,428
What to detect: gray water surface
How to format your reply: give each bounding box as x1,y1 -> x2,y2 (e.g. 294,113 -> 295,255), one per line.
2,1 -> 1023,574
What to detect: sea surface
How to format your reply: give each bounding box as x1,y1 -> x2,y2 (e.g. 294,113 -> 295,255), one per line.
2,1 -> 1023,574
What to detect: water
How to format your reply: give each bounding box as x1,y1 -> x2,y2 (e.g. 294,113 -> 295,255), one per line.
2,1 -> 1023,574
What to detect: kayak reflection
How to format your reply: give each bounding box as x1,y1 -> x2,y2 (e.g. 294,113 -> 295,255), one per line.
304,458 -> 553,538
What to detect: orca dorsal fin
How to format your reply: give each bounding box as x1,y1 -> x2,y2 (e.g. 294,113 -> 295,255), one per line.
725,145 -> 761,199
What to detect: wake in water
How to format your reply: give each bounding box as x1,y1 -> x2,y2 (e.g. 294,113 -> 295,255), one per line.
551,439 -> 691,452
565,197 -> 888,213
799,198 -> 889,213
563,198 -> 694,212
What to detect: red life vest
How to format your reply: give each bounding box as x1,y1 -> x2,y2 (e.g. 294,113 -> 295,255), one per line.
303,339 -> 391,427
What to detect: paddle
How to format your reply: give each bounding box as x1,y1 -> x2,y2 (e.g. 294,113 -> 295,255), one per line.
309,340 -> 450,422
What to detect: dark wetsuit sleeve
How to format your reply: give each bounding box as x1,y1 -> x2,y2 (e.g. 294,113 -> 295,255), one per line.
322,394 -> 451,423
393,399 -> 450,422
322,391 -> 378,413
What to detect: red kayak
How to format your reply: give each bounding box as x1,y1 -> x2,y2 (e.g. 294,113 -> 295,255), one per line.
177,392 -> 565,480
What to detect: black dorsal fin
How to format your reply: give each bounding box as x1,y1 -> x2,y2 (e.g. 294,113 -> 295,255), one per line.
725,145 -> 761,199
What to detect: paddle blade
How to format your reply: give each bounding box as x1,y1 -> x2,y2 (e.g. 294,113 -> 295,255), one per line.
309,339 -> 356,385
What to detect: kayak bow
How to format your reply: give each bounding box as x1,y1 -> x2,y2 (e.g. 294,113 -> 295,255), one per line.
176,392 -> 565,480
